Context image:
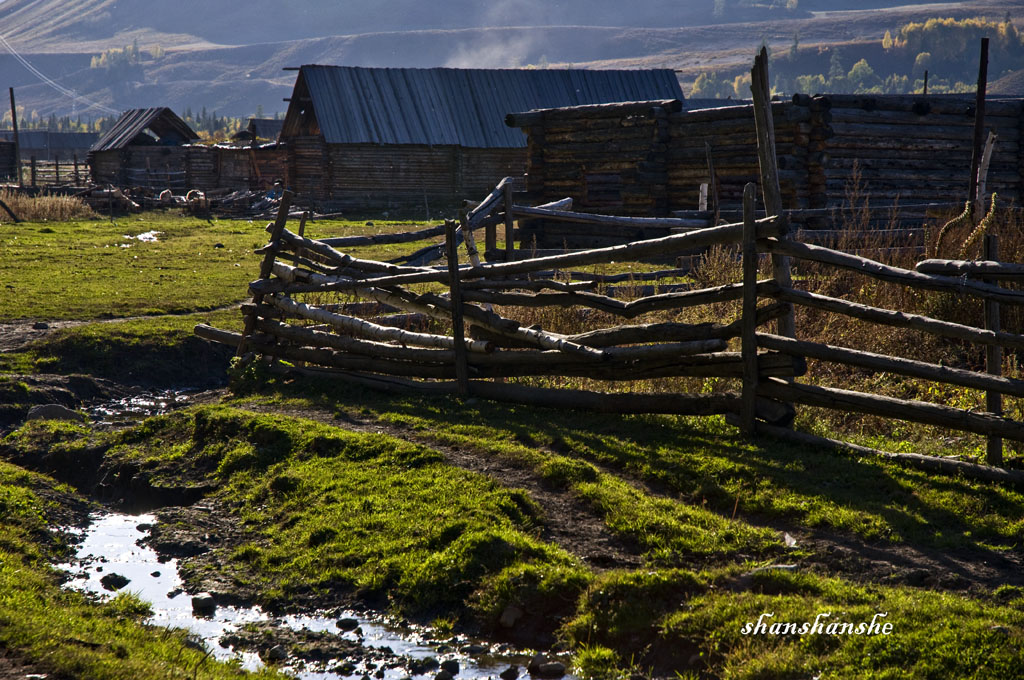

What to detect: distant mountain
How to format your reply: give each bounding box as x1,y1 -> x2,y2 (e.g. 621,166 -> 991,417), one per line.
0,0 -> 808,50
0,0 -> 1015,120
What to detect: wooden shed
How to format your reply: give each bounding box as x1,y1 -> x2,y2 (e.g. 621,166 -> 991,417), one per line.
88,108 -> 199,189
279,65 -> 684,214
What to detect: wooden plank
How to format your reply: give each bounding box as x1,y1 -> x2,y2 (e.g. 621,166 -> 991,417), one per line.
769,285 -> 1024,351
915,259 -> 1024,279
758,377 -> 1024,442
764,237 -> 1024,306
757,332 -> 1024,398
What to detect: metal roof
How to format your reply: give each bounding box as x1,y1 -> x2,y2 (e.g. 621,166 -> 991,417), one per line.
288,65 -> 684,148
91,108 -> 199,152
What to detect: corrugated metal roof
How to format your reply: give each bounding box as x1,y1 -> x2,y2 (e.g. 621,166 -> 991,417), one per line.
290,65 -> 684,148
91,108 -> 199,152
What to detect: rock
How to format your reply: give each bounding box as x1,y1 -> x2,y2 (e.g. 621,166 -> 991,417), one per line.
191,592 -> 216,616
214,243 -> 225,248
435,671 -> 453,680
99,573 -> 130,591
435,644 -> 451,653
374,670 -> 386,679
462,644 -> 488,655
31,321 -> 49,330
440,659 -> 459,675
538,662 -> 566,678
337,661 -> 357,675
527,654 -> 546,675
264,644 -> 288,662
499,666 -> 519,680
26,403 -> 84,422
150,571 -> 161,577
991,625 -> 1011,635
499,604 -> 523,628
136,523 -> 153,532
338,616 -> 360,631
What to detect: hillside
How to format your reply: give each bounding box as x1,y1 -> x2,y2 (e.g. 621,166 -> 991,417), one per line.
0,0 -> 1021,119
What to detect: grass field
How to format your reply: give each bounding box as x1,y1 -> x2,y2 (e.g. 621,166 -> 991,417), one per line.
2,205 -> 1024,678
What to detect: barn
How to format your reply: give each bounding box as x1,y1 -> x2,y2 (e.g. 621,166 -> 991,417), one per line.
88,108 -> 199,189
278,64 -> 684,214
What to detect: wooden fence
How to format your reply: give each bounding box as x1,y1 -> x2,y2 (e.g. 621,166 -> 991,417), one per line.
13,156 -> 90,187
195,50 -> 1024,485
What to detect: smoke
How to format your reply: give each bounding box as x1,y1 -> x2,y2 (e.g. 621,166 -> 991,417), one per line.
444,32 -> 542,69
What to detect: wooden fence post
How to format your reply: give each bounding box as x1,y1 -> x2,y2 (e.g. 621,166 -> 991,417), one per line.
504,181 -> 516,261
445,219 -> 470,395
74,153 -> 80,185
54,158 -> 60,185
750,46 -> 796,341
969,37 -> 989,221
741,182 -> 760,434
984,233 -> 1003,465
236,190 -> 294,358
29,156 -> 36,187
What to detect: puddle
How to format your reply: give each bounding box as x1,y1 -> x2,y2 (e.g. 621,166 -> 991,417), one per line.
88,389 -> 194,427
61,513 -> 572,679
125,230 -> 163,242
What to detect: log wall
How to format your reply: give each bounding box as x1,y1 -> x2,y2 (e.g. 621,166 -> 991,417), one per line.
285,140 -> 526,214
514,95 -> 1024,246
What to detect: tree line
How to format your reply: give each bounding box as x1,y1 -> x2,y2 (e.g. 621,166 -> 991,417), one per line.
691,15 -> 1022,98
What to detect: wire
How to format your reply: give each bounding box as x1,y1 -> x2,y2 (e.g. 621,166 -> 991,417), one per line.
0,32 -> 119,115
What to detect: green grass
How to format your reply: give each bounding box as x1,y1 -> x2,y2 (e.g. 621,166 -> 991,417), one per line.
565,567 -> 1024,679
0,309 -> 241,386
0,458 -> 285,680
229,378 -> 1024,554
0,212 -> 425,321
7,399 -> 1024,677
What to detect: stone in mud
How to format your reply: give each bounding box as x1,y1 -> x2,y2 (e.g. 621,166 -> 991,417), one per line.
26,403 -> 83,422
537,662 -> 566,678
499,604 -> 523,628
440,659 -> 459,675
99,572 -> 130,591
263,644 -> 288,662
410,657 -> 440,675
32,321 -> 49,330
435,671 -> 453,680
338,616 -> 360,631
499,666 -> 519,680
191,592 -> 216,616
462,644 -> 488,655
527,654 -> 546,674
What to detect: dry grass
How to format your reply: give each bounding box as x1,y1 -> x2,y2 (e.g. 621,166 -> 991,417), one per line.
0,189 -> 96,222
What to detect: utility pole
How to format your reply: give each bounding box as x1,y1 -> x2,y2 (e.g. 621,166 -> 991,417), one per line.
9,88 -> 21,187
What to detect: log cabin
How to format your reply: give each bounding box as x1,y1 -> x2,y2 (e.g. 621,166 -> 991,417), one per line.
278,64 -> 684,215
88,107 -> 199,189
